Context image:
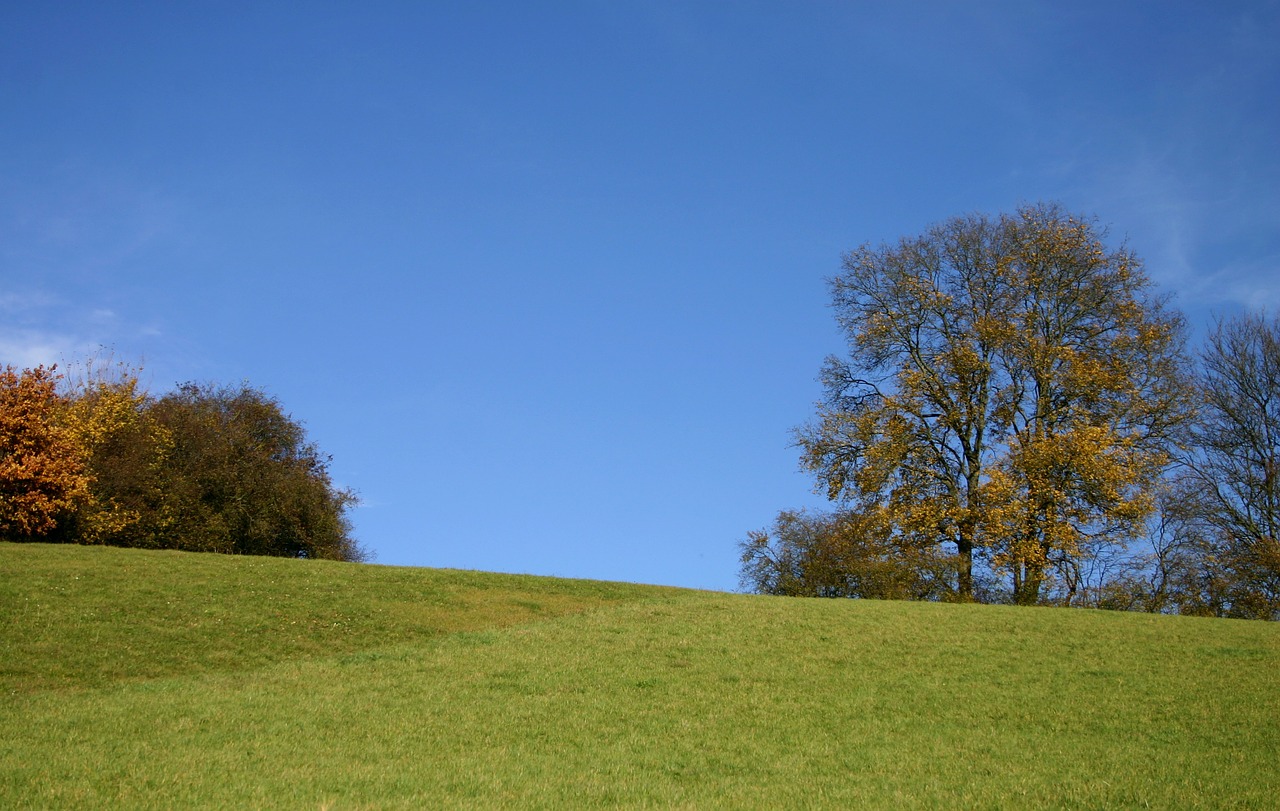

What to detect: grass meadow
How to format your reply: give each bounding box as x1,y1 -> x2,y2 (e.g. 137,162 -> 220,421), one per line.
2,542 -> 1277,809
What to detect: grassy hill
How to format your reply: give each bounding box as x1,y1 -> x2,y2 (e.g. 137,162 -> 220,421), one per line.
2,543 -> 1277,809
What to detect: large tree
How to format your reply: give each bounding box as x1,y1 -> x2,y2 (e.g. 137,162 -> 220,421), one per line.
795,204 -> 1193,602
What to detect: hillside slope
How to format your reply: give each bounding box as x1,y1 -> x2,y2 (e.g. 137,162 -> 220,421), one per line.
1,542 -> 674,693
2,543 -> 1277,809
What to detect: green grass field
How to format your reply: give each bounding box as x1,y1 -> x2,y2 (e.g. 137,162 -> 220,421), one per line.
2,543 -> 1277,809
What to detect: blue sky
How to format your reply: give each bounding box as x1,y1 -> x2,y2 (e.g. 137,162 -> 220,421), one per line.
2,1 -> 1277,590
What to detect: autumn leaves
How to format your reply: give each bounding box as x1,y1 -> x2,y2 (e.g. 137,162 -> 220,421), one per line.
745,204 -> 1266,610
0,363 -> 363,561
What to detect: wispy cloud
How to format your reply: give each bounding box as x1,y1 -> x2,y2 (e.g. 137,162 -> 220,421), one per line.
0,328 -> 86,369
0,288 -> 161,370
5,163 -> 183,257
1087,137 -> 1278,316
1207,254 -> 1280,313
0,290 -> 61,314
1076,152 -> 1278,324
1015,5 -> 1280,324
0,161 -> 184,372
1061,105 -> 1276,319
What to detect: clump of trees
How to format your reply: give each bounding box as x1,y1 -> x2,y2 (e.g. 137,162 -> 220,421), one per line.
0,358 -> 365,562
742,203 -> 1279,620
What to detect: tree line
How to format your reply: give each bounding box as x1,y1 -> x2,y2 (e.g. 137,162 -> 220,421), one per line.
0,358 -> 364,562
741,203 -> 1279,620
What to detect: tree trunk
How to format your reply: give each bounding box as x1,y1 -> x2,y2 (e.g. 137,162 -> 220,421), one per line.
1015,564 -> 1043,605
956,522 -> 975,600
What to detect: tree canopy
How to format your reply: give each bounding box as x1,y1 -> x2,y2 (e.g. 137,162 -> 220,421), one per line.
0,362 -> 364,562
748,204 -> 1201,606
148,382 -> 361,561
0,365 -> 87,538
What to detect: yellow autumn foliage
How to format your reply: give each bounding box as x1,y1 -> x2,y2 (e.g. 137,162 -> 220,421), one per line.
57,366 -> 174,546
797,203 -> 1194,603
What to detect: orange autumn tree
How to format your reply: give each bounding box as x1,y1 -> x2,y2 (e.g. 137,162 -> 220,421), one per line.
0,365 -> 87,539
792,204 -> 1194,604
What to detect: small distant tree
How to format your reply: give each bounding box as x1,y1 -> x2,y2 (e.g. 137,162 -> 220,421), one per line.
149,382 -> 365,561
0,365 -> 87,539
1132,488 -> 1230,617
740,508 -> 955,599
1047,485 -> 1198,613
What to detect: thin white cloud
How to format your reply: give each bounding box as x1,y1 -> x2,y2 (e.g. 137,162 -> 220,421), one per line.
0,287 -> 156,371
1083,158 -> 1276,320
1058,112 -> 1277,319
0,290 -> 60,314
1208,254 -> 1280,313
0,328 -> 87,369
1015,5 -> 1279,324
1,160 -> 189,287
